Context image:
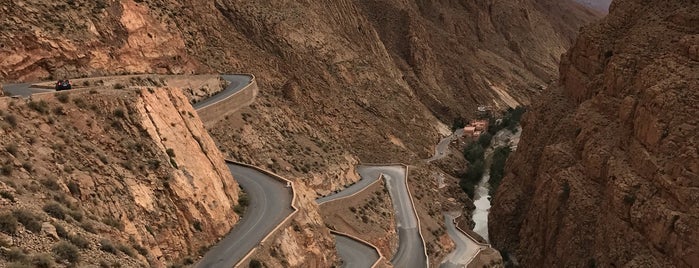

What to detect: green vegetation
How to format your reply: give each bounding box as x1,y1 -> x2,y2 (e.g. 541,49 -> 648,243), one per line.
55,93 -> 70,103
27,100 -> 49,114
451,117 -> 466,131
99,239 -> 117,254
0,212 -> 18,234
52,241 -> 79,263
43,202 -> 66,220
487,106 -> 526,135
12,209 -> 43,233
31,253 -> 55,268
0,191 -> 15,202
459,106 -> 526,199
234,193 -> 250,214
489,146 -> 512,195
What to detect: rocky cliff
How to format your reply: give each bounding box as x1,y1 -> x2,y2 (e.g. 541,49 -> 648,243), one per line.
0,87 -> 239,267
0,0 -> 600,265
490,0 -> 698,267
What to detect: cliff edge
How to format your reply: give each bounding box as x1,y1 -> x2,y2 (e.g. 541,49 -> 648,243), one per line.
490,0 -> 698,267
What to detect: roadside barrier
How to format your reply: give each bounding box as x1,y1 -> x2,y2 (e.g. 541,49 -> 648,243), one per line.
330,230 -> 385,268
224,160 -> 299,268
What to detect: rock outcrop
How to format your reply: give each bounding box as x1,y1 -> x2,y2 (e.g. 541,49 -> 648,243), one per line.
0,87 -> 239,266
490,0 -> 699,267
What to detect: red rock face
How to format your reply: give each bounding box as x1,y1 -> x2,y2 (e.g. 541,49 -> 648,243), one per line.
490,0 -> 699,267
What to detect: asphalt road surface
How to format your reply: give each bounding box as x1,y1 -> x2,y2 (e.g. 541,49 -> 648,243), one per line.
3,82 -> 52,97
334,233 -> 381,268
192,75 -> 252,109
426,129 -> 464,162
441,213 -> 488,268
357,165 -> 427,268
315,170 -> 381,205
195,164 -> 294,268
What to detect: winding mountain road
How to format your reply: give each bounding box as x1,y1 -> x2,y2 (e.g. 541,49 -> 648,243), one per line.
426,128 -> 464,163
441,213 -> 488,268
5,75 -> 430,268
3,75 -> 296,267
334,233 -> 381,268
358,165 -> 428,268
196,164 -> 293,268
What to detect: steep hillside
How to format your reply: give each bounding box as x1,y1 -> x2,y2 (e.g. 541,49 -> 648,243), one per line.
0,0 -> 600,266
490,0 -> 698,266
0,87 -> 240,267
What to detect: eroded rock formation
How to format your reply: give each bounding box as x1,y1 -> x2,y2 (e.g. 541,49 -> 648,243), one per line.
490,0 -> 699,266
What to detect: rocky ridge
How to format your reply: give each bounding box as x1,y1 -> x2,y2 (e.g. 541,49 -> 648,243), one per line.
0,86 -> 239,267
490,0 -> 699,267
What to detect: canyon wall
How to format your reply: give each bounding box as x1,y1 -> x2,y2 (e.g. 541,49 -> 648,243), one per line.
0,87 -> 239,266
490,0 -> 699,266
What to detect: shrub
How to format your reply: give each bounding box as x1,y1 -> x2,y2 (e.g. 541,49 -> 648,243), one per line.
113,109 -> 125,118
113,83 -> 125,89
3,114 -> 17,127
43,202 -> 66,220
67,182 -> 80,196
0,191 -> 15,202
52,241 -> 79,263
99,239 -> 117,254
166,148 -> 176,158
55,93 -> 69,103
464,143 -> 484,164
21,162 -> 33,173
67,209 -> 84,222
80,221 -> 96,233
102,216 -> 124,231
73,98 -> 87,109
5,247 -> 27,262
69,234 -> 90,249
133,244 -> 149,256
250,259 -> 264,268
5,143 -> 18,156
12,209 -> 42,233
117,243 -> 136,257
54,223 -> 69,238
28,100 -> 49,114
1,162 -> 13,176
41,178 -> 61,191
477,132 -> 493,148
0,212 -> 18,234
489,146 -> 512,195
193,220 -> 202,232
31,253 -> 55,268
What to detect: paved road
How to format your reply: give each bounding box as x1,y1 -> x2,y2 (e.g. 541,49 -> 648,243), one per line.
317,167 -> 383,267
192,75 -> 252,109
316,170 -> 381,205
357,165 -> 427,268
334,233 -> 381,268
4,75 -> 298,267
441,213 -> 488,268
426,129 -> 464,162
195,164 -> 294,268
194,75 -> 298,267
3,82 -> 53,97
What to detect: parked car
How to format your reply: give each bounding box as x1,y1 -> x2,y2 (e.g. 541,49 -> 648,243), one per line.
55,80 -> 72,91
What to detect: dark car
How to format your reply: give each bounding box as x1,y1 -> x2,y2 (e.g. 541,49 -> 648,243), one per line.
55,80 -> 72,91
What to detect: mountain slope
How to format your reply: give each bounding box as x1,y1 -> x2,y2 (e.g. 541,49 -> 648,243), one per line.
490,0 -> 699,266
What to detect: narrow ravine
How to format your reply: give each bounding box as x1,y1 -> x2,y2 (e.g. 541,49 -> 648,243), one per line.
471,127 -> 521,241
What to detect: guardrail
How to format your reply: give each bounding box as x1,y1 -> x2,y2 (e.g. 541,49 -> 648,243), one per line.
330,230 -> 385,268
196,74 -> 258,126
358,163 -> 430,267
316,174 -> 382,205
224,160 -> 299,268
451,215 -> 491,265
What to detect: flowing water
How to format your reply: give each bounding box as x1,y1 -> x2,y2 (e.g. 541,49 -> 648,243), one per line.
471,127 -> 521,241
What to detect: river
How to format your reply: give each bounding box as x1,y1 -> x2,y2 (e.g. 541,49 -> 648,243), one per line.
471,127 -> 521,241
